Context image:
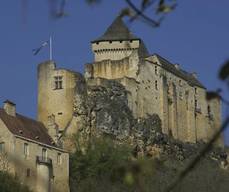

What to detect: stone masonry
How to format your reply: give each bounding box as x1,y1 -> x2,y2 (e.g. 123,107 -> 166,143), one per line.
37,16 -> 223,149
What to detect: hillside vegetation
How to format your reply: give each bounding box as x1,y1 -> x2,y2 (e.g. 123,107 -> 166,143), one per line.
69,136 -> 229,192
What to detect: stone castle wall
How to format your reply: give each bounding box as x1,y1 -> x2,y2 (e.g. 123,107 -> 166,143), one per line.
91,40 -> 140,62
84,52 -> 223,145
37,61 -> 84,134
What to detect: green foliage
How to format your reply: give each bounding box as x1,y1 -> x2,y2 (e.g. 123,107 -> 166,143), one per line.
70,137 -> 132,184
0,171 -> 31,192
69,137 -> 229,192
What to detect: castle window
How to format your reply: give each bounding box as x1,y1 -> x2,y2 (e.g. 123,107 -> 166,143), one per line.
155,80 -> 158,90
24,143 -> 29,158
26,168 -> 31,177
207,105 -> 211,115
0,142 -> 5,153
109,41 -> 112,44
120,40 -> 123,43
155,66 -> 158,75
57,153 -> 62,165
42,148 -> 47,160
195,87 -> 197,94
194,99 -> 198,110
54,76 -> 63,90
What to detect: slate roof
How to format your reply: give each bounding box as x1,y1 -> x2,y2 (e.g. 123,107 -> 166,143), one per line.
92,16 -> 140,43
154,54 -> 205,89
0,108 -> 55,146
138,41 -> 149,58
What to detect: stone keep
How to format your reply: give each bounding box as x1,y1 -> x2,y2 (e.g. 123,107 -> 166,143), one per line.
37,16 -> 223,146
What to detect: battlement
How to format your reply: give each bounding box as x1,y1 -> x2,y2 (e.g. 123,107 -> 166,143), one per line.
92,40 -> 140,62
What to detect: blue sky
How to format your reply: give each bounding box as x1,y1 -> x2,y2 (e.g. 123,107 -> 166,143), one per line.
0,1 -> 229,144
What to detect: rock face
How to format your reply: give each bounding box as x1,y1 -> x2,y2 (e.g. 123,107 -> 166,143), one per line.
87,80 -> 133,139
62,78 -> 227,170
133,114 -> 162,143
63,78 -> 163,151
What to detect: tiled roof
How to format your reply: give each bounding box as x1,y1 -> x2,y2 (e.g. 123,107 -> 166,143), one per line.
154,54 -> 206,89
0,108 -> 55,146
92,16 -> 140,43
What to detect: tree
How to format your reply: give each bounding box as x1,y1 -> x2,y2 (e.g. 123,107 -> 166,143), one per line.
0,171 -> 31,192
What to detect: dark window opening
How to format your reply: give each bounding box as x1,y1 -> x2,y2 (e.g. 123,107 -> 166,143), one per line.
54,76 -> 63,90
155,66 -> 158,75
26,168 -> 30,177
58,112 -> 63,115
195,99 -> 198,109
155,80 -> 158,90
207,105 -> 211,115
195,88 -> 197,94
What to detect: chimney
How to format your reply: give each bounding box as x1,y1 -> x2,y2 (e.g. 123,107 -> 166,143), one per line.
174,64 -> 180,70
3,100 -> 16,117
192,72 -> 197,79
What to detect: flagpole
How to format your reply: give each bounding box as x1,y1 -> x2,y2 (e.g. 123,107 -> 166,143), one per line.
49,36 -> 53,60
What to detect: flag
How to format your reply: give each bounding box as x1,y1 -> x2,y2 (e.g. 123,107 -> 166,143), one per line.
32,40 -> 49,55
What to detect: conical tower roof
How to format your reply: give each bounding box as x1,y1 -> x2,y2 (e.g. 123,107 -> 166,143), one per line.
92,16 -> 140,43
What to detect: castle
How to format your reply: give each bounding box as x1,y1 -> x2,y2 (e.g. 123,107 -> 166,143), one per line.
38,15 -> 222,146
0,15 -> 223,192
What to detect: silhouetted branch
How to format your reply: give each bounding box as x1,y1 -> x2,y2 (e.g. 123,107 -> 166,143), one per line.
125,0 -> 160,27
129,0 -> 158,22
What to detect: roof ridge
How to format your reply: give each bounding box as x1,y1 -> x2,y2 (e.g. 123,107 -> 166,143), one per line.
0,108 -> 55,146
153,54 -> 205,89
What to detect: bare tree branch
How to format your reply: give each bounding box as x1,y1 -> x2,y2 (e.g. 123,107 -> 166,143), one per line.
130,0 -> 158,22
125,0 -> 160,27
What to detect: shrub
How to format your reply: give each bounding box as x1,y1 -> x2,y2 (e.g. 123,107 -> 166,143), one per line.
0,171 -> 31,192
